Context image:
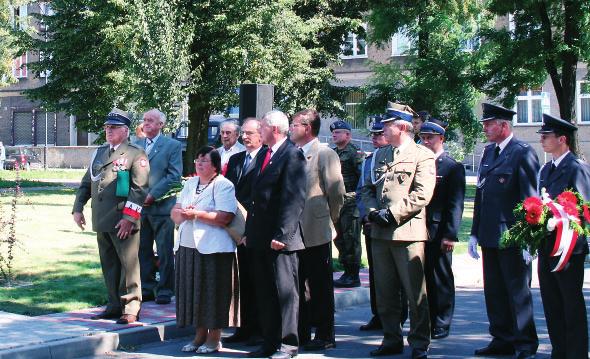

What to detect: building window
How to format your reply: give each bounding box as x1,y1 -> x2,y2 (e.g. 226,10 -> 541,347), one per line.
344,91 -> 366,129
577,81 -> 590,123
12,53 -> 27,79
11,4 -> 28,30
341,25 -> 367,59
515,88 -> 548,124
391,30 -> 413,56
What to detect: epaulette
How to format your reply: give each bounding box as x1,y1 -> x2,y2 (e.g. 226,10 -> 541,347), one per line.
128,142 -> 143,150
576,158 -> 585,164
518,142 -> 530,148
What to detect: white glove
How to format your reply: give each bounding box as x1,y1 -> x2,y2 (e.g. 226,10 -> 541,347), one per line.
522,249 -> 533,265
468,235 -> 480,260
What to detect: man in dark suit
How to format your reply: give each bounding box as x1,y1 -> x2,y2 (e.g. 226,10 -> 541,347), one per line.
244,110 -> 307,359
136,109 -> 182,305
418,119 -> 465,340
224,117 -> 264,345
537,114 -> 590,359
290,109 -> 345,351
468,103 -> 539,359
73,109 -> 149,325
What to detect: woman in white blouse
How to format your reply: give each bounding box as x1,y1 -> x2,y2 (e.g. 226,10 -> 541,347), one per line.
171,146 -> 239,354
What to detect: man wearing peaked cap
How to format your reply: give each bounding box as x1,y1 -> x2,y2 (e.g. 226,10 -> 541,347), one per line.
413,111 -> 431,143
536,113 -> 590,359
386,101 -> 416,123
73,108 -> 150,325
419,119 -> 465,341
469,103 -> 539,358
331,119 -> 366,288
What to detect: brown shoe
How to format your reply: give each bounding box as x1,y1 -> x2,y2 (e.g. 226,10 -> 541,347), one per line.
90,310 -> 121,320
116,314 -> 139,324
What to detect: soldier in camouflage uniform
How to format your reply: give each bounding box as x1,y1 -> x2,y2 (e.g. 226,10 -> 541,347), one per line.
331,120 -> 366,287
73,109 -> 150,325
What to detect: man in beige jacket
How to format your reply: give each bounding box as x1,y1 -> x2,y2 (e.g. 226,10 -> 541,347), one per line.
290,109 -> 345,351
361,106 -> 436,359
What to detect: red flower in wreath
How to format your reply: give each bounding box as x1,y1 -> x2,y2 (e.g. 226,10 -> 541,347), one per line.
523,196 -> 543,211
525,204 -> 543,225
583,205 -> 590,223
562,201 -> 579,218
557,191 -> 578,206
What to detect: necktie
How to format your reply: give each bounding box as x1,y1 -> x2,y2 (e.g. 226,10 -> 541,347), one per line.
547,162 -> 557,178
493,145 -> 500,160
261,149 -> 272,172
145,138 -> 154,154
110,147 -> 115,156
243,153 -> 252,170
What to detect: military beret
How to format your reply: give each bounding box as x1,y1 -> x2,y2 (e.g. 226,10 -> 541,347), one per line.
537,113 -> 577,134
419,118 -> 447,136
384,102 -> 415,123
105,108 -> 131,127
330,120 -> 352,132
481,103 -> 516,122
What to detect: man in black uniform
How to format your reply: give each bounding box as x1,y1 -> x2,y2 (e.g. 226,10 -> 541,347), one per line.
537,113 -> 590,359
419,119 -> 465,340
468,103 -> 539,359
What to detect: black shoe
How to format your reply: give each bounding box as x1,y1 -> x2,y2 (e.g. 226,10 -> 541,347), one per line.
142,292 -> 155,302
247,347 -> 276,358
303,338 -> 336,351
334,273 -> 361,288
431,327 -> 449,339
514,351 -> 535,359
370,344 -> 404,356
90,310 -> 121,320
245,335 -> 263,347
474,342 -> 515,356
411,348 -> 428,359
360,316 -> 382,331
223,330 -> 249,344
269,350 -> 297,358
154,295 -> 171,304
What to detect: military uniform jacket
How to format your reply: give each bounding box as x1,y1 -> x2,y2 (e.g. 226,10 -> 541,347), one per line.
333,142 -> 365,193
73,141 -> 150,232
300,140 -> 345,248
426,152 -> 466,242
538,152 -> 590,256
470,138 -> 539,248
360,141 -> 436,242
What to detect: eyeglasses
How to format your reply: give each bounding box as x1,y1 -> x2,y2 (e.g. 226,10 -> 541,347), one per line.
194,159 -> 211,164
371,133 -> 384,137
290,123 -> 308,128
104,125 -> 124,130
242,131 -> 259,136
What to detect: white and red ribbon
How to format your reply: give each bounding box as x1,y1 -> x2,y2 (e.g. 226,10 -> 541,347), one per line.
123,201 -> 142,220
545,201 -> 579,272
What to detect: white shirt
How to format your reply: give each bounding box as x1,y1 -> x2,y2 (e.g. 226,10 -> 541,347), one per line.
145,133 -> 161,154
175,176 -> 237,254
245,146 -> 262,165
434,149 -> 444,160
300,138 -> 318,156
218,142 -> 246,167
269,137 -> 288,158
496,133 -> 514,155
552,150 -> 570,167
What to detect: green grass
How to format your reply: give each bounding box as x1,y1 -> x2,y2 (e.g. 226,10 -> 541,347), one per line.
0,169 -> 86,181
466,184 -> 476,199
0,180 -> 67,188
0,188 -> 105,315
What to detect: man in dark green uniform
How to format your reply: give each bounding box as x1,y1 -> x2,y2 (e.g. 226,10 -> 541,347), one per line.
331,120 -> 365,287
73,109 -> 150,325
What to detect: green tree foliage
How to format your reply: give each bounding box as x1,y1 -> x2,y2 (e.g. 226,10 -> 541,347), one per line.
362,1 -> 491,150
475,0 -> 590,123
0,0 -> 20,87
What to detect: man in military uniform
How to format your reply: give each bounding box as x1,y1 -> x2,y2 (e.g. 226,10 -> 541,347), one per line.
468,103 -> 539,359
419,119 -> 465,340
331,120 -> 365,288
73,109 -> 149,325
536,114 -> 590,359
360,107 -> 436,359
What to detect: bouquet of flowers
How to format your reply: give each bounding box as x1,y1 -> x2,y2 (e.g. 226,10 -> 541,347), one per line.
500,188 -> 590,272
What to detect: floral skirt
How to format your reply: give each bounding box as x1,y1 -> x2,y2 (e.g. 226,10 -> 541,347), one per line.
175,246 -> 240,328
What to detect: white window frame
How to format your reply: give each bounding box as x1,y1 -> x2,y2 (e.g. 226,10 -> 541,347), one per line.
340,24 -> 368,59
12,53 -> 28,79
391,30 -> 413,56
514,88 -> 547,125
576,80 -> 590,123
39,52 -> 51,78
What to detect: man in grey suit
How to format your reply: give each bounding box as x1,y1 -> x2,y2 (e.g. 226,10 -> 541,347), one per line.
136,109 -> 182,304
290,109 -> 345,351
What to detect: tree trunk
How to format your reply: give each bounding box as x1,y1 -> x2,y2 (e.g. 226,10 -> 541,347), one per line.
185,92 -> 210,175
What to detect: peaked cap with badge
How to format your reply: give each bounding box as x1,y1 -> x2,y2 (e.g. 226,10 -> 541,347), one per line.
419,118 -> 447,136
384,101 -> 416,123
537,113 -> 577,134
481,102 -> 516,122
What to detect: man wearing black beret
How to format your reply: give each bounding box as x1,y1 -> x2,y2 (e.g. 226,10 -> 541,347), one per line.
536,113 -> 590,359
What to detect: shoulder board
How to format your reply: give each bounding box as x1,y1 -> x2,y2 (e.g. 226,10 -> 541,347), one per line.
349,143 -> 361,150
128,142 -> 142,150
366,152 -> 374,159
518,142 -> 530,148
576,158 -> 585,164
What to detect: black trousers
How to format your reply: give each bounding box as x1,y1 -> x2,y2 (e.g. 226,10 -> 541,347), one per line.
235,244 -> 259,336
298,242 -> 335,343
138,214 -> 175,297
424,240 -> 455,329
481,247 -> 538,352
538,252 -> 588,359
364,226 -> 379,318
252,249 -> 300,355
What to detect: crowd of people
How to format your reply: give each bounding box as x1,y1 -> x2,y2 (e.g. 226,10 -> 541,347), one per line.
71,102 -> 589,359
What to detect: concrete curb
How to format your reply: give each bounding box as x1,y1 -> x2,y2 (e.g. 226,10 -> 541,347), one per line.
0,287 -> 369,359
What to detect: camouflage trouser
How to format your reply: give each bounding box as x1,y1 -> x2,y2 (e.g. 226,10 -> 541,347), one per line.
334,193 -> 362,272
